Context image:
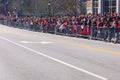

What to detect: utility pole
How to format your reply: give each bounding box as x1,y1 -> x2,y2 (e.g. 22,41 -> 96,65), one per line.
21,0 -> 24,16
48,0 -> 51,17
74,0 -> 77,16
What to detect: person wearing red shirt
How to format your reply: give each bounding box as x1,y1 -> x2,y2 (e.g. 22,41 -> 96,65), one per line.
63,20 -> 69,35
37,18 -> 43,32
73,24 -> 77,36
114,20 -> 120,43
43,19 -> 48,33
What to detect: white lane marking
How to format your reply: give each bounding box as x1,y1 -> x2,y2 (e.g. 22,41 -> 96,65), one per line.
20,41 -> 53,44
0,36 -> 108,80
40,42 -> 53,44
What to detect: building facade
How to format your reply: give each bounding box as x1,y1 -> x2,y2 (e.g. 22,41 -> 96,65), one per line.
86,0 -> 120,14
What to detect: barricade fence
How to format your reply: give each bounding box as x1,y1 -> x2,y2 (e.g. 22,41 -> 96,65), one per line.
0,17 -> 120,43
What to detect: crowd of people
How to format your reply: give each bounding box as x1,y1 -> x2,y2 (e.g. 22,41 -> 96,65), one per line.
0,13 -> 120,44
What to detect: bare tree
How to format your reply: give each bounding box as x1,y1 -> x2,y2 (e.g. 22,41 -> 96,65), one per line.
0,0 -> 87,16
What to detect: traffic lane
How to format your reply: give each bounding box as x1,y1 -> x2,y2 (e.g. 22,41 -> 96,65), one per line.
13,33 -> 120,80
0,36 -> 118,80
0,38 -> 102,80
1,30 -> 120,79
19,39 -> 120,80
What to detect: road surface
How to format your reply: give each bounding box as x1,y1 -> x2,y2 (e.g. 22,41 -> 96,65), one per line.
0,24 -> 120,80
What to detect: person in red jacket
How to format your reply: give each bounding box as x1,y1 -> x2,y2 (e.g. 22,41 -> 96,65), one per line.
63,20 -> 69,35
37,18 -> 43,32
43,18 -> 48,33
114,19 -> 120,43
73,23 -> 77,36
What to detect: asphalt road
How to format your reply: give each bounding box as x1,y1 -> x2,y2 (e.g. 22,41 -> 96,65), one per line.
0,24 -> 120,80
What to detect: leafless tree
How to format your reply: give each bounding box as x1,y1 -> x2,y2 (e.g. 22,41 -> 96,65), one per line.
0,0 -> 87,16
